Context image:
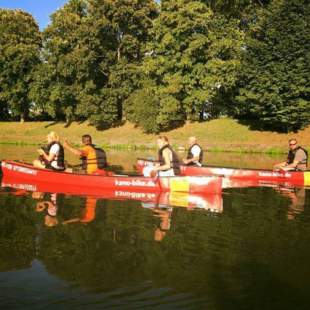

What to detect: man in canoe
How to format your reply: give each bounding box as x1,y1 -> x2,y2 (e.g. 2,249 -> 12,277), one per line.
63,134 -> 107,174
183,136 -> 203,167
33,131 -> 65,171
147,136 -> 180,177
273,138 -> 308,171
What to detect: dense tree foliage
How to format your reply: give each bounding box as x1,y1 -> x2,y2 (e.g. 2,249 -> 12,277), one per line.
0,0 -> 308,132
0,9 -> 41,122
30,0 -> 157,127
235,0 -> 310,131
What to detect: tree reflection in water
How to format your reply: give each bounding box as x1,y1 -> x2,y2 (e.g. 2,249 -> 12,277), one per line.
1,183 -> 310,309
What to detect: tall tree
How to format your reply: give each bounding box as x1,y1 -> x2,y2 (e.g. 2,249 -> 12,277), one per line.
130,0 -> 244,132
0,9 -> 41,122
84,0 -> 158,128
30,0 -> 89,123
31,0 -> 157,128
235,0 -> 310,132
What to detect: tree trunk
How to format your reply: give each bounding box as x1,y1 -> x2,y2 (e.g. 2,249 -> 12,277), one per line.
20,112 -> 25,123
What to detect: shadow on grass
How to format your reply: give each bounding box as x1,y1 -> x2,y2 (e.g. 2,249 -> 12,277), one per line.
95,120 -> 126,131
44,121 -> 60,128
237,119 -> 297,133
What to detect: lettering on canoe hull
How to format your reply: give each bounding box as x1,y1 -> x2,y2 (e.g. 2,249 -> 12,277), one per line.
115,179 -> 156,187
115,191 -> 156,200
2,182 -> 37,192
2,162 -> 38,175
258,171 -> 292,178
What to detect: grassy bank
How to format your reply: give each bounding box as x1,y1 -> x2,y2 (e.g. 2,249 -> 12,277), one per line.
0,119 -> 309,154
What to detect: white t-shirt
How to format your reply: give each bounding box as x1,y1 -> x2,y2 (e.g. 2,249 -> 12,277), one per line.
191,145 -> 202,166
49,143 -> 61,169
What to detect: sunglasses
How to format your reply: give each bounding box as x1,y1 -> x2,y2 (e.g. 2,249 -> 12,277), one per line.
289,143 -> 297,146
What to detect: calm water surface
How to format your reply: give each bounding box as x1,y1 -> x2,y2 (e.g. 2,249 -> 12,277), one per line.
1,146 -> 310,309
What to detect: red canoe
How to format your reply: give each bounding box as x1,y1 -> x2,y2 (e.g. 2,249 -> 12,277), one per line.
0,160 -> 222,194
1,175 -> 223,213
136,158 -> 310,187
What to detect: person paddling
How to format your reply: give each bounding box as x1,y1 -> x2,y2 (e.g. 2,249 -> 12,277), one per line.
148,136 -> 180,177
273,138 -> 308,171
33,131 -> 65,171
183,136 -> 203,167
63,134 -> 107,174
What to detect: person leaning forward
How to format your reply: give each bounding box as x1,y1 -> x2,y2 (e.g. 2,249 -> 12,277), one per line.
33,131 -> 65,171
150,136 -> 180,177
183,136 -> 203,167
273,138 -> 308,171
63,134 -> 107,174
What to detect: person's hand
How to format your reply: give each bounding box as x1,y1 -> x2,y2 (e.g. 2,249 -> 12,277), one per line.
183,158 -> 189,164
150,169 -> 157,178
37,149 -> 45,156
63,139 -> 69,148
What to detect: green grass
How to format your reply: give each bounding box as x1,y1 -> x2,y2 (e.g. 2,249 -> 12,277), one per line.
0,118 -> 309,154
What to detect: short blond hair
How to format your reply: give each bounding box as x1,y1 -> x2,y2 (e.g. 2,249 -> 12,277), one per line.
47,131 -> 60,142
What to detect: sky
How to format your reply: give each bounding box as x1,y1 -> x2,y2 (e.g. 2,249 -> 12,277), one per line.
0,0 -> 69,29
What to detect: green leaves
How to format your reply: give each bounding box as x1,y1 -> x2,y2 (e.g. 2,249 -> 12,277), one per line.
0,0 -> 308,133
235,0 -> 310,131
0,9 -> 41,121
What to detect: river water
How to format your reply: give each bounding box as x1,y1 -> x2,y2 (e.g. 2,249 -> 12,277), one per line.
0,146 -> 310,309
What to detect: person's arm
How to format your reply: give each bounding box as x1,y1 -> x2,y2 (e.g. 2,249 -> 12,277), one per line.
153,149 -> 172,171
63,139 -> 83,157
273,161 -> 288,170
37,147 -> 57,162
282,160 -> 299,169
183,146 -> 200,164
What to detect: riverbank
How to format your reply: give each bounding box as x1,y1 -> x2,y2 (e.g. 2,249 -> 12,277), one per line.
0,119 -> 309,153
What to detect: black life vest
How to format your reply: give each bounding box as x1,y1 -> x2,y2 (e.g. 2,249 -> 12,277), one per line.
287,146 -> 308,165
158,144 -> 180,175
46,142 -> 65,170
81,144 -> 107,170
186,143 -> 203,165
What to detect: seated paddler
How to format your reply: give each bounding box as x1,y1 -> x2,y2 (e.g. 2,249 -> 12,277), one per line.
63,134 -> 107,174
145,136 -> 180,177
273,138 -> 308,171
183,136 -> 203,167
33,131 -> 65,171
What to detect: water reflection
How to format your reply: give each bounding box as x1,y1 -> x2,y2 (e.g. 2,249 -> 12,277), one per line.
34,193 -> 59,227
63,197 -> 98,225
274,186 -> 306,220
1,177 -> 310,308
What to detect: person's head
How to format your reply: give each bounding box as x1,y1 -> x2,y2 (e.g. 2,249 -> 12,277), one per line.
288,138 -> 298,150
82,134 -> 92,145
47,131 -> 60,144
188,136 -> 197,146
157,136 -> 169,149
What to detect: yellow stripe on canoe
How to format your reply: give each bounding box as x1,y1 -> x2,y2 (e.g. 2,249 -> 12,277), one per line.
170,178 -> 190,192
304,171 -> 310,186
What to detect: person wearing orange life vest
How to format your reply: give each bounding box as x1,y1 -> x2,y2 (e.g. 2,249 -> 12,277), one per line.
273,138 -> 308,171
183,136 -> 203,167
63,134 -> 107,174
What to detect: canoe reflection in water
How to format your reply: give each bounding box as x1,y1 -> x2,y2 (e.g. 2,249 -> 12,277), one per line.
1,177 -> 223,233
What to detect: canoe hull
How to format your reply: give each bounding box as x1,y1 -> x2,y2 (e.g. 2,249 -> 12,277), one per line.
1,160 -> 222,194
136,158 -> 310,187
1,175 -> 223,213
